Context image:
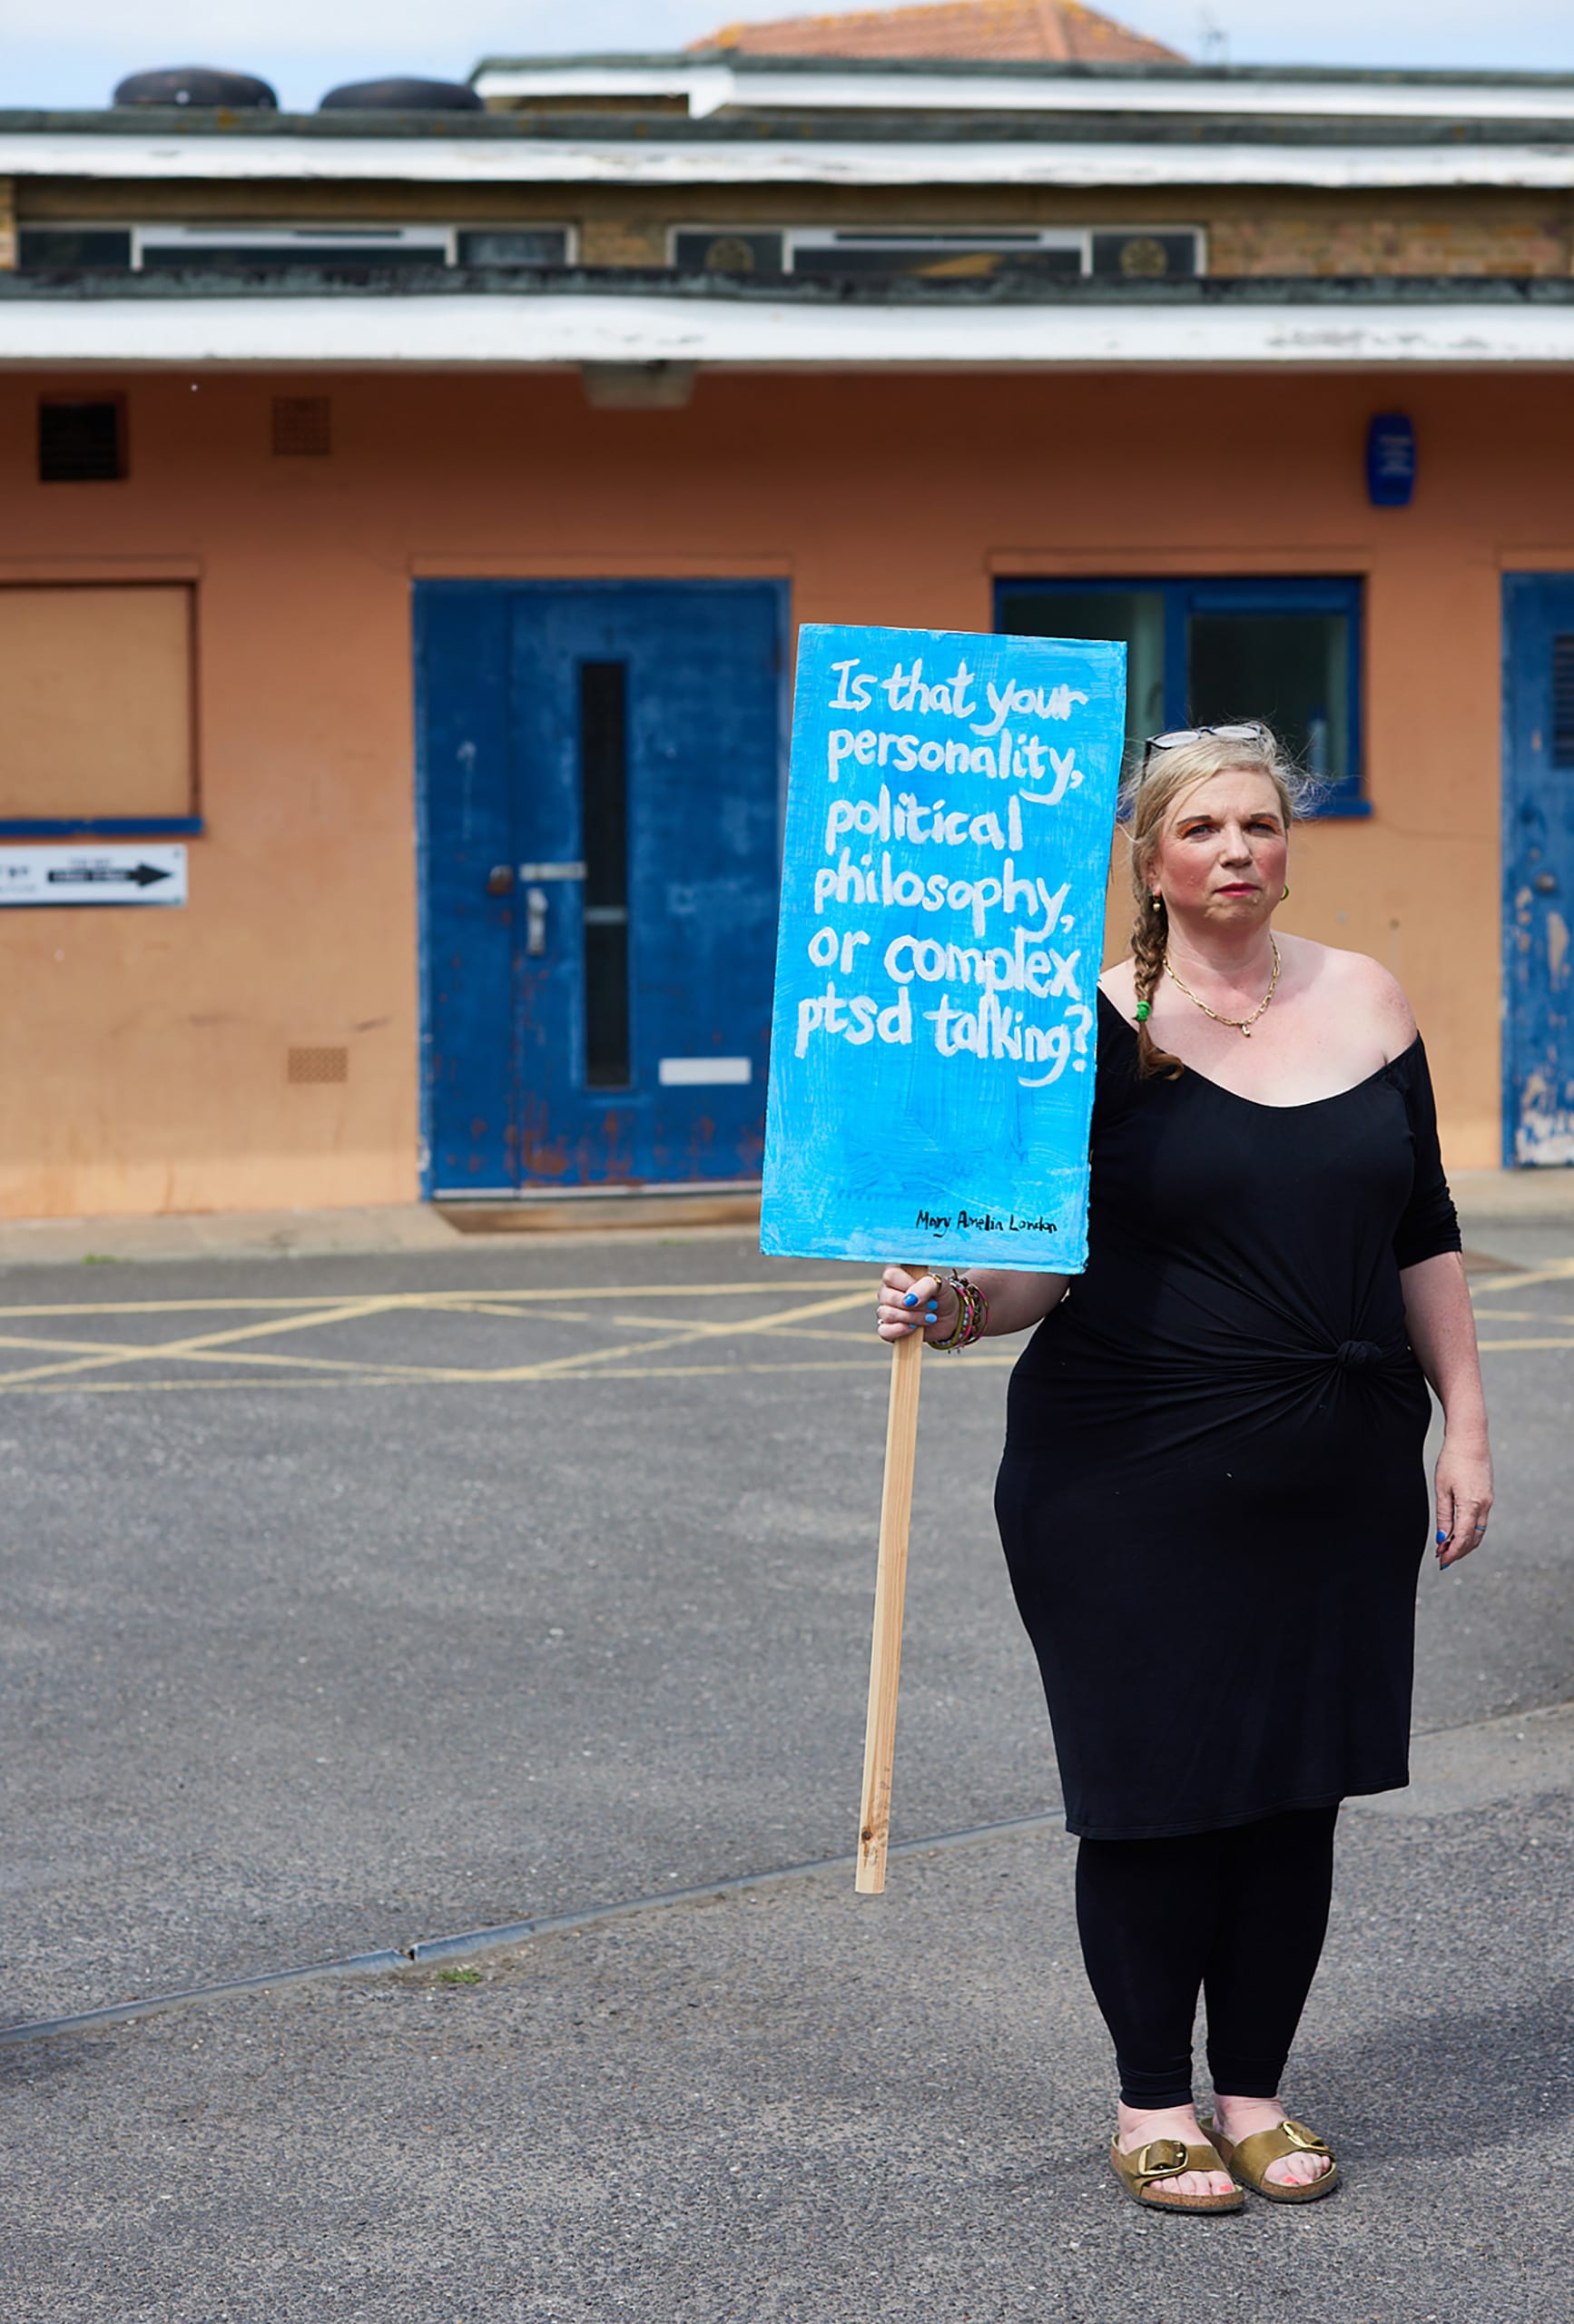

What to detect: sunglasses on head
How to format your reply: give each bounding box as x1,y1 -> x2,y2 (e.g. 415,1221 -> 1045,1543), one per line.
1142,722 -> 1271,766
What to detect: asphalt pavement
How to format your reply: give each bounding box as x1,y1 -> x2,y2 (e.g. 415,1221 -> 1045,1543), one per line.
1,1226 -> 1570,2320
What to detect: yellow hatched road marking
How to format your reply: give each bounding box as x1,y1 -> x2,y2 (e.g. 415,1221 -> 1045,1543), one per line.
0,1330 -> 177,1362
1468,1260 -> 1574,1293
0,1296 -> 413,1390
0,1279 -> 857,1323
0,1330 -> 1561,1398
0,1267 -> 1563,1398
0,1284 -> 878,1392
1474,1336 -> 1574,1352
0,1353 -> 940,1395
433,1288 -> 875,1383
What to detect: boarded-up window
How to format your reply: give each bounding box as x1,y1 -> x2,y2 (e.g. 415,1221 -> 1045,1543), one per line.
0,585 -> 194,821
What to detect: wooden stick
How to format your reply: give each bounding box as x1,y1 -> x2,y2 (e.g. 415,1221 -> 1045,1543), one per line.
855,1319 -> 924,1893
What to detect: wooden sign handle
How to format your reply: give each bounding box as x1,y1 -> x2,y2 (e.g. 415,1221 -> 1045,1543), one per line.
856,1315 -> 925,1893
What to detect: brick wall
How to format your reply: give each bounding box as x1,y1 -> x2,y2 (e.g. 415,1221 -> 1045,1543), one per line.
577,217 -> 671,268
1208,204 -> 1574,277
15,175 -> 1574,280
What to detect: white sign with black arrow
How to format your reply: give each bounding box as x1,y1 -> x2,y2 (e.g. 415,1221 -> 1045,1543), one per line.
0,845 -> 188,908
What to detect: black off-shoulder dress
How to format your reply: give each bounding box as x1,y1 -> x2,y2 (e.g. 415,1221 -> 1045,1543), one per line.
995,990 -> 1461,1842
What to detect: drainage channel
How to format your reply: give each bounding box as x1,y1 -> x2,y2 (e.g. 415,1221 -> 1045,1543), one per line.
0,1807 -> 1066,2046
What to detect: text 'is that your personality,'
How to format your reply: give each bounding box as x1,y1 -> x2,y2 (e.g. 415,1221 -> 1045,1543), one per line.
800,653 -> 1099,1088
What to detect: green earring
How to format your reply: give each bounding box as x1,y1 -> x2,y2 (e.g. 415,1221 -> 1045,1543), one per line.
1281,883 -> 1290,901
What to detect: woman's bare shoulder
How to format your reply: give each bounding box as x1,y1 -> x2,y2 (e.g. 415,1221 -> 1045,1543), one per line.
1285,936 -> 1419,1054
1100,958 -> 1136,1011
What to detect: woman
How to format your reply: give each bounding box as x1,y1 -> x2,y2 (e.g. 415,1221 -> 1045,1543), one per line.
877,724 -> 1492,2215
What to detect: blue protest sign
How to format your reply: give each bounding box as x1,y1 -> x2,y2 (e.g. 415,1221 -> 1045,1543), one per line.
762,623 -> 1125,1273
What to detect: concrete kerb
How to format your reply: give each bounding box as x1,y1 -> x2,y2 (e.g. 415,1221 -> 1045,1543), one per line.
0,1168 -> 1568,1272
0,1202 -> 763,1270
5,1701 -> 1569,2051
0,1810 -> 1066,2048
1452,1168 -> 1574,1226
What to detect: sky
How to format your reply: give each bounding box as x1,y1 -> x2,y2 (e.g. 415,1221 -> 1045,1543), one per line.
0,1 -> 1570,113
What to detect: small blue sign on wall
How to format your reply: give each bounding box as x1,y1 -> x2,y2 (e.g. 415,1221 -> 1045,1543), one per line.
762,623 -> 1126,1274
1366,412 -> 1417,507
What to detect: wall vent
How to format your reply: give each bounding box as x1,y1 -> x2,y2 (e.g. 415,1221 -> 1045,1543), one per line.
271,396 -> 332,457
287,1045 -> 349,1084
39,399 -> 124,482
1553,635 -> 1574,768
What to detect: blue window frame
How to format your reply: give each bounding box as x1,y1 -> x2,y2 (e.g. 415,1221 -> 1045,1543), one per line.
997,575 -> 1366,816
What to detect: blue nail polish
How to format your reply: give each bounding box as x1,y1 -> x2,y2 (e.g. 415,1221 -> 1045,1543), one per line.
1435,1529 -> 1447,1546
903,1292 -> 918,1307
925,1309 -> 937,1323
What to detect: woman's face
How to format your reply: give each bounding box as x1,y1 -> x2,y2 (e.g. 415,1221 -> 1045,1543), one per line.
1150,766 -> 1289,931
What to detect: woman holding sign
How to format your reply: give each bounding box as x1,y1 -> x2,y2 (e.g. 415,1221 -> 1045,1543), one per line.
878,724 -> 1491,2215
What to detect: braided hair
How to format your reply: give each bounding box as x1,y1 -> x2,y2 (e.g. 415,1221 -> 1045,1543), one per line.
1122,727 -> 1310,1081
1130,885 -> 1184,1081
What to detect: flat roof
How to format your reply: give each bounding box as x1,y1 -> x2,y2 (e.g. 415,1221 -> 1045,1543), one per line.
5,126 -> 1574,192
477,51 -> 1574,89
8,59 -> 1574,144
472,55 -> 1574,125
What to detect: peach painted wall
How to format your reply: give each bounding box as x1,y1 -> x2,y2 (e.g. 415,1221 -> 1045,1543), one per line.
0,363 -> 1563,1217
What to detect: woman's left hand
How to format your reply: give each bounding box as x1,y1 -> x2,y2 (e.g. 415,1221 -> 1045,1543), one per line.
876,1265 -> 955,1344
1434,1433 -> 1493,1567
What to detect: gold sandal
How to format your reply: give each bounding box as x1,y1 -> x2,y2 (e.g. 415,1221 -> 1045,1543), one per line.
1109,2134 -> 1244,2215
1205,2116 -> 1339,2203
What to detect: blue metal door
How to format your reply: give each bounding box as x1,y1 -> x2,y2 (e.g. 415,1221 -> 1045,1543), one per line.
418,581 -> 783,1194
1504,575 -> 1574,1165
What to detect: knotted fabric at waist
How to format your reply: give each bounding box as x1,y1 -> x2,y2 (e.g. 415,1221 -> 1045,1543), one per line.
1035,1312 -> 1418,1389
1166,1331 -> 1415,1381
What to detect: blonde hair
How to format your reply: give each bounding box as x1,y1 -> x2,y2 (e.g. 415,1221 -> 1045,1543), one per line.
1122,727 -> 1315,1079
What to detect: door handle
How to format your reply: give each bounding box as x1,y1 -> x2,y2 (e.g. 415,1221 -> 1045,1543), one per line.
1534,872 -> 1559,894
525,884 -> 549,956
518,861 -> 586,882
486,864 -> 515,897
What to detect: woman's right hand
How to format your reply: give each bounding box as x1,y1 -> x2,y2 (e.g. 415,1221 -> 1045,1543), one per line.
876,1265 -> 958,1344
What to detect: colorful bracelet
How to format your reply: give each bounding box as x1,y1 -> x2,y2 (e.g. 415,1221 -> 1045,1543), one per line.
930,1274 -> 989,1352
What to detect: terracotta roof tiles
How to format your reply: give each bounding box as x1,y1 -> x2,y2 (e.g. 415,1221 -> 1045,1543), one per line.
692,2 -> 1185,65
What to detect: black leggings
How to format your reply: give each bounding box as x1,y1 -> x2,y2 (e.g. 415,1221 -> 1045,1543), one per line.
1075,1805 -> 1338,2110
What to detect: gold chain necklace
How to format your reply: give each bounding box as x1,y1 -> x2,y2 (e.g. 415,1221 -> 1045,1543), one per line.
1163,936 -> 1282,1038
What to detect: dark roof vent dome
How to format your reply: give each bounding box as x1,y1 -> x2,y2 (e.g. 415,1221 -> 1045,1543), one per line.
318,75 -> 484,113
113,65 -> 278,108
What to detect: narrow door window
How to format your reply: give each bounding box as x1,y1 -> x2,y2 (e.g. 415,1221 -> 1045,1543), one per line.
579,661 -> 631,1088
1553,635 -> 1574,766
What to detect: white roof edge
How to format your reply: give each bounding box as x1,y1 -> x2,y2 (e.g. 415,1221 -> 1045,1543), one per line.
4,133 -> 1574,192
476,65 -> 736,117
470,62 -> 1574,123
4,290 -> 1573,369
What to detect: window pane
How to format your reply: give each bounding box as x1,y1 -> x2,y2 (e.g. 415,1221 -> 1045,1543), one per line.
673,231 -> 784,274
19,230 -> 133,270
456,230 -> 567,268
999,588 -> 1165,769
140,242 -> 441,271
1089,231 -> 1199,279
791,241 -> 1079,279
579,661 -> 631,1089
1188,613 -> 1350,783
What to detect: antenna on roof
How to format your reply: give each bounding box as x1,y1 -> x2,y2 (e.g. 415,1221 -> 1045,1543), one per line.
1198,9 -> 1229,64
